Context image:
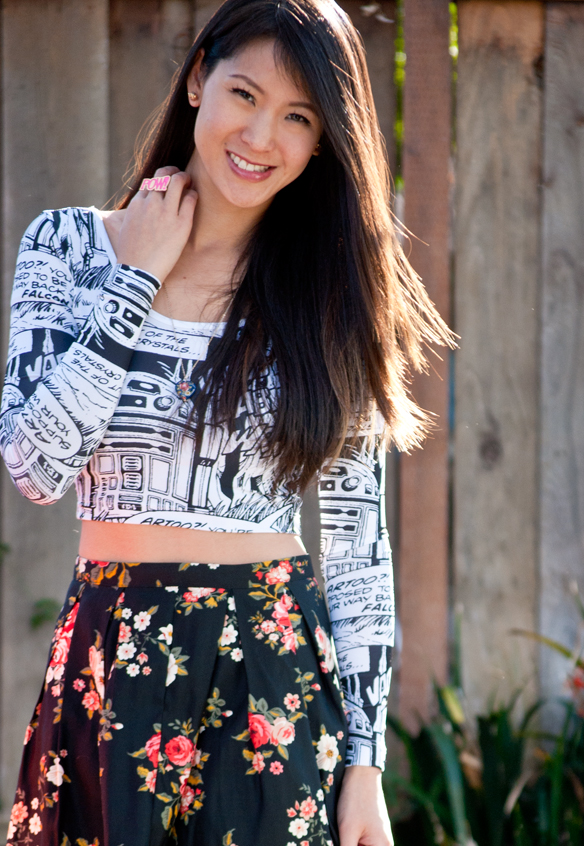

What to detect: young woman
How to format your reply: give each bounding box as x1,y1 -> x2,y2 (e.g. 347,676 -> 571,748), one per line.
1,0 -> 451,844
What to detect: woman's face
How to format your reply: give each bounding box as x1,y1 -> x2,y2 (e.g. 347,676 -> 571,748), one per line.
187,39 -> 322,211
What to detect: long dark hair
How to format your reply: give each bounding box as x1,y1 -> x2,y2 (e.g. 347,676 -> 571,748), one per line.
120,0 -> 454,491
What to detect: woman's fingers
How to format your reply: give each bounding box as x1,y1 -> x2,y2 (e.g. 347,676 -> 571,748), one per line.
116,166 -> 197,282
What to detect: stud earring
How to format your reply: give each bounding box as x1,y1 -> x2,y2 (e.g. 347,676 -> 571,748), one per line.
188,92 -> 199,105
313,142 -> 321,155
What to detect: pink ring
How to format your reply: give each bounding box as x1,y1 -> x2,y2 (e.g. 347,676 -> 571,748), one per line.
140,175 -> 171,192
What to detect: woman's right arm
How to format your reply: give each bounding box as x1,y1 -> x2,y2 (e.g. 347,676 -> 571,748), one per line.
0,210 -> 161,504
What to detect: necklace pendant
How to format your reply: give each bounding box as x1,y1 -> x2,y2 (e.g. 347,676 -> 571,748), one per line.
176,380 -> 197,401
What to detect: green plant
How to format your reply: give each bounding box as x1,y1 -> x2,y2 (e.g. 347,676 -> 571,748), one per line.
384,589 -> 584,845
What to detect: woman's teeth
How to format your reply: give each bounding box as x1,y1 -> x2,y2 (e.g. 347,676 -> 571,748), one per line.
229,152 -> 270,173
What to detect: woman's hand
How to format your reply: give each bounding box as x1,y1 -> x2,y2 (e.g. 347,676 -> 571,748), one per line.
337,765 -> 394,846
116,165 -> 198,284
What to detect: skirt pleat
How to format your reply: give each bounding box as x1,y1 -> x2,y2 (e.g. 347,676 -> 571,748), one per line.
7,556 -> 347,846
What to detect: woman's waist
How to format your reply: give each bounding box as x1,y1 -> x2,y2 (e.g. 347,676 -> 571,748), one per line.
78,519 -> 307,565
74,553 -> 314,590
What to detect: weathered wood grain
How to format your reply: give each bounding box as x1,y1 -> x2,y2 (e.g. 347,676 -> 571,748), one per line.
398,0 -> 452,729
0,0 -> 109,816
454,0 -> 543,715
109,0 -> 196,202
540,3 -> 584,717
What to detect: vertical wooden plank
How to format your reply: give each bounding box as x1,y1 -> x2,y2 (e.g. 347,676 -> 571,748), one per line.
454,1 -> 543,715
540,3 -> 584,715
109,0 -> 196,200
0,0 -> 109,819
398,0 -> 451,729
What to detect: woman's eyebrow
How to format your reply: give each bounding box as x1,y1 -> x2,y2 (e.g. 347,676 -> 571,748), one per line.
228,73 -> 316,112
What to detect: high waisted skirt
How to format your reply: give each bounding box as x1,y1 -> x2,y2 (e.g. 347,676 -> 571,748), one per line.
7,555 -> 347,846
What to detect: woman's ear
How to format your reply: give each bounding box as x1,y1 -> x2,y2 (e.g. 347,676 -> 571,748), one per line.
186,49 -> 206,106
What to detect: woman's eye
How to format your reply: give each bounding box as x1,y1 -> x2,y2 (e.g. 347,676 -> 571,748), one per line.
232,87 -> 255,103
288,113 -> 311,126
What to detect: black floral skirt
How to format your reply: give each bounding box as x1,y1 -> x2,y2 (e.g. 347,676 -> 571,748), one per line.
7,555 -> 347,846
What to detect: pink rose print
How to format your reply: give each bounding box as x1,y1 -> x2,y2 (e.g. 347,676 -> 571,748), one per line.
145,769 -> 157,793
327,773 -> 334,785
164,735 -> 194,767
269,760 -> 284,774
248,713 -> 272,749
300,797 -> 318,820
88,644 -> 105,700
183,587 -> 215,602
81,690 -> 100,712
137,652 -> 148,665
46,603 -> 79,684
281,628 -> 298,653
118,622 -> 132,643
252,751 -> 265,773
179,784 -> 195,814
272,592 -> 293,622
23,724 -> 33,745
72,678 -> 85,692
270,716 -> 295,746
260,620 -> 277,634
145,732 -> 161,766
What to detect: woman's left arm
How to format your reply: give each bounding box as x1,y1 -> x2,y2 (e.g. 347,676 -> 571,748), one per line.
318,438 -> 394,845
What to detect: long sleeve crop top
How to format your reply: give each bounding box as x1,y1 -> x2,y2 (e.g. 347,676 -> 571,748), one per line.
0,207 -> 394,769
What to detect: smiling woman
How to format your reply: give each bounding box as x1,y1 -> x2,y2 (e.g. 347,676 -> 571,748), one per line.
0,1 -> 453,845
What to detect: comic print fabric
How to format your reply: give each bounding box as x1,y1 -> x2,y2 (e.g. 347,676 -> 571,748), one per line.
0,207 -> 394,768
7,556 -> 347,846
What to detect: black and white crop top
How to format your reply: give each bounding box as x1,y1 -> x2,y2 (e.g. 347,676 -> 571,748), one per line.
0,207 -> 394,769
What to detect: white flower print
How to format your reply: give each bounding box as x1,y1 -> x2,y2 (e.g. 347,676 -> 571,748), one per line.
121,608 -> 132,619
227,595 -> 236,611
46,757 -> 65,786
208,563 -> 220,569
316,789 -> 324,801
117,642 -> 137,661
166,653 -> 178,686
165,586 -> 179,592
316,734 -> 339,772
133,611 -> 151,631
30,798 -> 39,810
158,624 -> 173,645
319,805 -> 328,824
230,648 -> 244,662
29,813 -> 42,835
220,623 -> 238,646
288,818 -> 309,837
126,663 -> 140,677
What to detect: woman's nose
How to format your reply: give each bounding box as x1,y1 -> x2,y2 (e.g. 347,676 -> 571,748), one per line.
240,111 -> 276,153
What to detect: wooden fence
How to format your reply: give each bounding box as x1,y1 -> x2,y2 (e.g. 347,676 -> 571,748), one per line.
1,0 -> 584,823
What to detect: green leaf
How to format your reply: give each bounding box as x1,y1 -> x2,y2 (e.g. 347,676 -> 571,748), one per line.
277,744 -> 289,760
156,792 -> 173,803
510,629 -> 575,662
427,723 -> 469,846
161,805 -> 173,830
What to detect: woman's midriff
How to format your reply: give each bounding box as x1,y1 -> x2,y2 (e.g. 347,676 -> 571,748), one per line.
78,520 -> 307,565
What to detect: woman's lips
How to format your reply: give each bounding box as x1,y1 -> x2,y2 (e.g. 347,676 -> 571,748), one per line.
226,150 -> 275,182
